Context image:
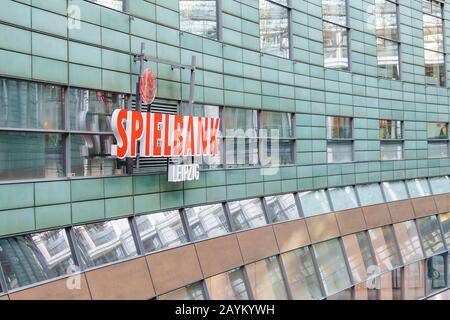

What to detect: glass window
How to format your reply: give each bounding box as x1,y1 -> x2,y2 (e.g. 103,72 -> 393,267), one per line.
0,230 -> 75,290
428,123 -> 449,158
260,111 -> 293,139
281,247 -> 324,300
313,239 -> 352,296
72,219 -> 138,269
259,0 -> 290,58
159,282 -> 206,300
426,253 -> 447,294
378,269 -> 402,300
369,226 -> 402,272
245,256 -> 289,300
327,288 -> 352,300
380,120 -> 402,140
327,142 -> 353,163
205,268 -> 250,300
428,141 -> 449,158
404,260 -> 426,300
423,0 -> 446,87
439,212 -> 450,246
180,0 -> 218,39
375,0 -> 400,79
327,116 -> 352,139
342,232 -> 377,283
380,141 -> 403,161
380,120 -> 403,161
381,181 -> 409,202
185,204 -> 230,241
354,282 -> 377,300
0,132 -> 64,181
393,221 -> 424,264
416,215 -> 446,257
356,183 -> 385,206
406,179 -> 431,198
228,199 -> 267,231
0,78 -> 63,130
264,194 -> 299,223
322,0 -> 349,69
328,186 -> 359,211
428,122 -> 449,140
135,211 -> 188,254
327,117 -> 353,163
92,0 -> 124,11
298,190 -> 332,217
429,176 -> 450,194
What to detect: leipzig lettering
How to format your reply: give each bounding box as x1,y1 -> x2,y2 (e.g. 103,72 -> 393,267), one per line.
111,110 -> 221,159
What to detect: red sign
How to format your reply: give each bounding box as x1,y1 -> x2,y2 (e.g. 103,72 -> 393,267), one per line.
111,110 -> 221,160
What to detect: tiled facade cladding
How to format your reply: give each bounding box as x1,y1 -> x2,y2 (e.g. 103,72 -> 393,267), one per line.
0,0 -> 450,249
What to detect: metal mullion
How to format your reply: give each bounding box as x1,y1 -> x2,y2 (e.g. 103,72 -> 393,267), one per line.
0,261 -> 8,294
325,188 -> 335,212
294,192 -> 305,218
216,0 -> 223,42
220,202 -> 233,234
224,202 -> 238,232
241,266 -> 255,300
260,196 -> 272,225
66,227 -> 85,271
277,255 -> 294,300
365,229 -> 381,298
64,86 -> 71,178
201,280 -> 211,300
0,127 -> 67,134
322,19 -> 349,31
437,213 -> 449,251
309,245 -> 328,298
129,216 -> 145,255
338,237 -> 356,286
179,208 -> 194,243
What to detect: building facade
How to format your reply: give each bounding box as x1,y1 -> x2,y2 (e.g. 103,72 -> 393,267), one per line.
0,0 -> 449,300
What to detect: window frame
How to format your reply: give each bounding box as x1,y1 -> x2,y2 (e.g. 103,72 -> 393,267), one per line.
322,0 -> 351,70
326,116 -> 354,163
259,0 -> 293,59
379,119 -> 404,161
427,122 -> 450,158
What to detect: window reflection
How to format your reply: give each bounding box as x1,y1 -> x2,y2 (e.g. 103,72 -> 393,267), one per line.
298,190 -> 331,217
416,215 -> 446,257
228,199 -> 267,231
439,212 -> 450,246
323,0 -> 349,69
205,268 -> 250,300
429,176 -> 450,194
159,281 -> 206,300
73,219 -> 137,269
264,194 -> 299,223
342,232 -> 377,283
0,230 -> 75,290
185,204 -> 230,241
381,181 -> 409,202
327,117 -> 353,163
135,211 -> 188,254
313,239 -> 352,296
356,184 -> 385,206
393,221 -> 424,264
369,226 -> 402,272
426,254 -> 447,294
328,186 -> 359,211
180,0 -> 218,39
378,269 -> 402,300
406,179 -> 431,198
404,260 -> 426,300
93,0 -> 124,11
281,247 -> 324,300
245,256 -> 288,300
259,0 -> 290,58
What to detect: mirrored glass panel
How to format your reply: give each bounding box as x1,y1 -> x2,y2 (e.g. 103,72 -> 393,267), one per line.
260,111 -> 293,139
377,38 -> 400,80
354,282 -> 377,300
313,239 -> 352,296
375,0 -> 399,41
328,186 -> 359,211
298,190 -> 331,217
0,229 -> 75,290
159,282 -> 206,300
322,0 -> 347,25
342,232 -> 377,283
381,181 -> 409,202
428,122 -> 448,139
439,212 -> 450,246
327,116 -> 352,139
424,49 -> 445,86
323,22 -> 349,69
429,176 -> 450,194
380,142 -> 403,160
180,0 -> 218,39
264,194 -> 299,223
281,247 -> 324,300
185,204 -> 230,241
426,253 -> 447,294
205,268 -> 250,300
73,219 -> 137,269
356,183 -> 385,206
135,211 -> 188,254
404,260 -> 426,300
428,141 -> 449,158
93,0 -> 124,11
416,215 -> 446,257
245,256 -> 288,300
0,78 -> 63,129
378,269 -> 402,300
228,199 -> 267,231
259,0 -> 290,58
406,179 -> 431,198
393,221 -> 424,264
327,141 -> 353,163
369,226 -> 402,272
327,288 -> 352,300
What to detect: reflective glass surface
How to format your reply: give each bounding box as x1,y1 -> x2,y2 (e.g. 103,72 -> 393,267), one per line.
426,253 -> 447,294
328,186 -> 359,211
375,0 -> 399,41
382,181 -> 409,202
246,256 -> 288,300
369,226 -> 402,272
180,0 -> 218,39
424,50 -> 445,86
378,269 -> 402,300
228,199 -> 267,231
264,194 -> 299,223
380,142 -> 403,160
159,282 -> 206,300
356,183 -> 385,206
406,179 -> 431,198
404,260 -> 426,300
322,0 -> 347,25
323,22 -> 349,69
380,120 -> 402,139
377,37 -> 400,79
93,0 -> 124,10
135,211 -> 188,253
298,190 -> 332,217
342,232 -> 377,283
428,141 -> 449,158
429,176 -> 450,194
313,239 -> 352,296
416,215 -> 446,257
205,268 -> 250,300
327,117 -> 352,139
0,132 -> 64,181
73,219 -> 138,269
439,212 -> 450,246
0,230 -> 75,290
281,247 -> 324,300
185,204 -> 230,241
260,0 -> 290,58
428,122 -> 448,139
393,221 -> 424,264
327,141 -> 353,163
260,111 -> 293,138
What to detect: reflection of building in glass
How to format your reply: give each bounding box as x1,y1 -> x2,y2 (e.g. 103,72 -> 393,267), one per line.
259,0 -> 289,58
94,0 -> 123,11
180,0 -> 217,39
